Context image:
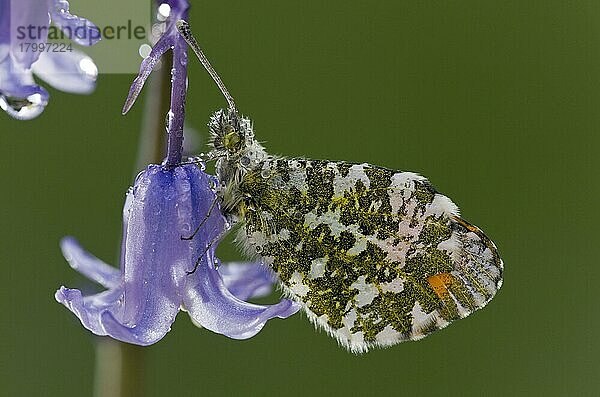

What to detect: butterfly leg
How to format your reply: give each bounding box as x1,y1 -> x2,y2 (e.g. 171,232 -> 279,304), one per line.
181,194 -> 222,241
186,226 -> 229,275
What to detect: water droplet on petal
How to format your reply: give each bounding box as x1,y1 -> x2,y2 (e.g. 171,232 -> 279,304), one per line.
0,93 -> 47,120
152,23 -> 166,39
138,44 -> 152,59
78,56 -> 98,81
157,3 -> 171,21
197,157 -> 206,171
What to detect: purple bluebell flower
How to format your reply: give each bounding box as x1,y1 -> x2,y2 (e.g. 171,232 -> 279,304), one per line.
56,164 -> 299,345
56,0 -> 300,344
0,0 -> 100,120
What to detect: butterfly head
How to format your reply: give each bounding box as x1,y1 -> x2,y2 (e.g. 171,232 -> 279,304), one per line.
208,107 -> 266,166
210,107 -> 249,155
176,21 -> 266,168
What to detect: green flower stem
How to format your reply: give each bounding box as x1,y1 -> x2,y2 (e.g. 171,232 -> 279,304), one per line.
93,338 -> 145,397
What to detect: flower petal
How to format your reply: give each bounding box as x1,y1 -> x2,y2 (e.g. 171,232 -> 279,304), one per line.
56,285 -> 178,346
0,57 -> 49,120
49,0 -> 101,47
9,0 -> 50,68
0,1 -> 10,64
219,262 -> 277,301
183,259 -> 300,340
60,236 -> 120,289
113,165 -> 195,327
32,49 -> 97,94
55,286 -> 123,337
97,309 -> 177,346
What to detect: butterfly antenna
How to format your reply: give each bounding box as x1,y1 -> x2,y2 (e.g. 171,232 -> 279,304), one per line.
176,20 -> 237,112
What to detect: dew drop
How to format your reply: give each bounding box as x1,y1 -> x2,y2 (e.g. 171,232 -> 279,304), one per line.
151,22 -> 166,39
157,3 -> 171,21
79,57 -> 98,81
0,93 -> 46,120
138,44 -> 152,59
53,0 -> 67,13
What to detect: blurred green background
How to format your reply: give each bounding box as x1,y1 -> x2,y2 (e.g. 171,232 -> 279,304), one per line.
1,1 -> 599,396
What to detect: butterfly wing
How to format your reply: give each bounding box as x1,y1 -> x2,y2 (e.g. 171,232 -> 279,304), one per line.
240,158 -> 503,353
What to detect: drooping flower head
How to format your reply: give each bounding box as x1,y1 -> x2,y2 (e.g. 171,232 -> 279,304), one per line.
56,0 -> 300,345
0,0 -> 100,120
56,165 -> 299,345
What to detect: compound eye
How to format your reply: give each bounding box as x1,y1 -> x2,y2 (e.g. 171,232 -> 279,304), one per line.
223,127 -> 242,153
240,156 -> 251,167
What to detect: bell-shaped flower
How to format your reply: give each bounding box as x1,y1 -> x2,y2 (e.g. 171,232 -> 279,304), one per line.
0,0 -> 100,120
56,164 -> 300,345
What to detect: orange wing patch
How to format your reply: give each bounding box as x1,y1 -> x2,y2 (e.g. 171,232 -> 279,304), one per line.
427,273 -> 460,320
427,273 -> 454,298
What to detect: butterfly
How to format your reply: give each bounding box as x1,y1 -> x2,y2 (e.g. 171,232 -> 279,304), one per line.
177,20 -> 503,353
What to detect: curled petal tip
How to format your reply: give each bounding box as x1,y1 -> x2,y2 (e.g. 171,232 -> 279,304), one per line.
55,286 -> 77,305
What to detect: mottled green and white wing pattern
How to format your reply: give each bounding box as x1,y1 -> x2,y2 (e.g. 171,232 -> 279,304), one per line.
239,159 -> 503,353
